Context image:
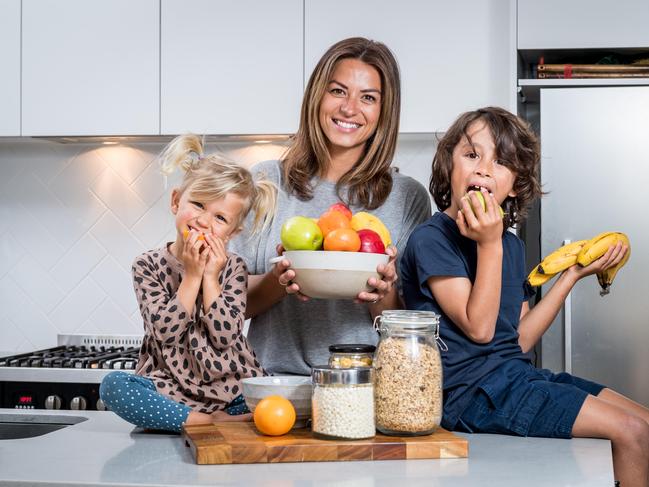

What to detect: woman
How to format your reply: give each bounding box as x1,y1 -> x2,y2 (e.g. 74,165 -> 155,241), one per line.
230,37 -> 431,375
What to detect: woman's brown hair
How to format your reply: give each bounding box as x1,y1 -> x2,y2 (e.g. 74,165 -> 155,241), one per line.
281,37 -> 401,210
430,107 -> 542,228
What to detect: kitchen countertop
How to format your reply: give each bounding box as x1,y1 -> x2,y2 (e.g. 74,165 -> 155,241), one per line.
0,408 -> 614,486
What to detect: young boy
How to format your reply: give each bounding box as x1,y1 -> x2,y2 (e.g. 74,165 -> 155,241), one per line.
401,107 -> 648,485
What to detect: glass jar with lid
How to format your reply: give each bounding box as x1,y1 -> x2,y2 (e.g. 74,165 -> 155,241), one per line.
373,310 -> 444,436
311,366 -> 375,440
328,344 -> 375,368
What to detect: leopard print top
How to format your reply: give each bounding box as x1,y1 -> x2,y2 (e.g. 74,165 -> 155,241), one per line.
132,245 -> 265,413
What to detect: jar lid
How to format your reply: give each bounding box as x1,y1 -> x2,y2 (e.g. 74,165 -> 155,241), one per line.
379,310 -> 439,330
328,344 -> 376,354
311,366 -> 374,385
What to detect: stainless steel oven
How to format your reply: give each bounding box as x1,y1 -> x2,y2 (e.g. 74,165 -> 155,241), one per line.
0,334 -> 142,411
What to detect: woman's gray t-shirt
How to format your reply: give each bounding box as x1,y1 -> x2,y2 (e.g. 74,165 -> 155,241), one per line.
230,160 -> 431,375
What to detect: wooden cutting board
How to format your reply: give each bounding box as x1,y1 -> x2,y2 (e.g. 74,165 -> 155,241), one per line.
183,422 -> 468,464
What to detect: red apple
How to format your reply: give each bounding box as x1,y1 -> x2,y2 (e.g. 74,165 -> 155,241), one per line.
328,202 -> 352,220
357,229 -> 386,254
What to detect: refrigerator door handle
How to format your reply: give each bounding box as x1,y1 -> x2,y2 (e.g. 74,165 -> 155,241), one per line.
563,239 -> 572,374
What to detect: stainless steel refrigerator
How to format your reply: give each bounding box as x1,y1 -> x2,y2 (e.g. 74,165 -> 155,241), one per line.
537,86 -> 649,407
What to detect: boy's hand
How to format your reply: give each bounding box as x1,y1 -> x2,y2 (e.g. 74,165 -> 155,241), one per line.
181,229 -> 208,280
565,242 -> 628,280
457,189 -> 503,246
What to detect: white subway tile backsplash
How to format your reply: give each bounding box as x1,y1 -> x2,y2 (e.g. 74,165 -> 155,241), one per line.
0,137 -> 435,353
10,204 -> 66,270
9,256 -> 65,313
0,233 -> 25,278
131,193 -> 176,249
51,233 -> 107,293
49,277 -> 105,334
91,211 -> 146,271
91,256 -> 139,316
91,167 -> 149,228
86,299 -> 140,335
96,146 -> 150,185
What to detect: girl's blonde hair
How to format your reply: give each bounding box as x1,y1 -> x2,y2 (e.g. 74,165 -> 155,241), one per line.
159,134 -> 277,234
281,37 -> 401,210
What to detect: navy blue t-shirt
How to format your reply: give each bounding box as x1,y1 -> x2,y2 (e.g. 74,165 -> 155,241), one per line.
401,212 -> 536,429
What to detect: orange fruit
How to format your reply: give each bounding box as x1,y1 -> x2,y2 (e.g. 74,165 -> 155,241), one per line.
182,229 -> 205,241
253,395 -> 296,436
318,209 -> 351,237
324,228 -> 361,252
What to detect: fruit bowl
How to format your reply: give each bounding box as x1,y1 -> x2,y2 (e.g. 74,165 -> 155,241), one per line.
241,376 -> 312,428
275,250 -> 390,300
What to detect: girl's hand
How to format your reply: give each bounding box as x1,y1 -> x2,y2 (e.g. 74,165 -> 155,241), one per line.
456,189 -> 503,246
203,233 -> 228,281
356,245 -> 398,304
181,229 -> 209,280
272,244 -> 310,302
565,242 -> 628,280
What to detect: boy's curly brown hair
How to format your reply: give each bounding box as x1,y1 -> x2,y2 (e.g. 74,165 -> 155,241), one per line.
429,106 -> 542,229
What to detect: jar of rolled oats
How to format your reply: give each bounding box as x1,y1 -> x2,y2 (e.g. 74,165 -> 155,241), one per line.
373,310 -> 444,436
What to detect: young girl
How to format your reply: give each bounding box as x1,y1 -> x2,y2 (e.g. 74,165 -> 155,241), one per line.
401,107 -> 649,485
100,134 -> 277,433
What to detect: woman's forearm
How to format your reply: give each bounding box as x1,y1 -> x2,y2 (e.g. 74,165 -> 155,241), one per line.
245,272 -> 287,319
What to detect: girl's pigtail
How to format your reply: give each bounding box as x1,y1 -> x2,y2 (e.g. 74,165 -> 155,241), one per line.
159,134 -> 205,176
249,179 -> 278,235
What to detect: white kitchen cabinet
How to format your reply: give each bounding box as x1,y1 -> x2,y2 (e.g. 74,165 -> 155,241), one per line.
305,0 -> 513,133
161,0 -> 303,135
518,0 -> 649,49
0,0 -> 20,136
22,0 -> 159,136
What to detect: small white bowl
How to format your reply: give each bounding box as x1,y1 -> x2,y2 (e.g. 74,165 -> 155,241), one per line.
241,376 -> 312,428
272,250 -> 389,300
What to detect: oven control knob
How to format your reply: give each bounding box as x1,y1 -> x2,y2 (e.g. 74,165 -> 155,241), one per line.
70,396 -> 87,410
44,395 -> 62,410
96,399 -> 107,411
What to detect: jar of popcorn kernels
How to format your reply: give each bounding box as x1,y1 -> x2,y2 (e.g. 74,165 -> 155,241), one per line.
311,366 -> 375,440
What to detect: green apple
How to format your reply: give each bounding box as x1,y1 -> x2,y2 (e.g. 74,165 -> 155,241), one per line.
280,216 -> 324,250
466,191 -> 505,218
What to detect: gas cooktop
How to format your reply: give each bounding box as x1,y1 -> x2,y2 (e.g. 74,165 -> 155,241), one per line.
0,334 -> 143,383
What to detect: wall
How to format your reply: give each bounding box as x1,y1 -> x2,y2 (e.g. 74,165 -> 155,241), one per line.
0,136 -> 436,353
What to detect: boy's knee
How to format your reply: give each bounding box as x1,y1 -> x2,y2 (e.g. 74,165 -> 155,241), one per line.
616,414 -> 649,451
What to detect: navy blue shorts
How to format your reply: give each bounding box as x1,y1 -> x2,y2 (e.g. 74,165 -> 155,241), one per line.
455,360 -> 605,439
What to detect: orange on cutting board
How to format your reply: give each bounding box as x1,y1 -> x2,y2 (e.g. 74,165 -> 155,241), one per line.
253,395 -> 296,436
317,209 -> 351,237
324,228 -> 361,252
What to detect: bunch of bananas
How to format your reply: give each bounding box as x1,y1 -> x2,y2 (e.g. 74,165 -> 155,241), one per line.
527,232 -> 630,296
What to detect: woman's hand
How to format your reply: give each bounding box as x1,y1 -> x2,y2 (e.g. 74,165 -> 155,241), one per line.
356,245 -> 398,304
564,242 -> 628,281
272,244 -> 310,302
181,229 -> 209,280
203,233 -> 228,281
456,189 -> 503,246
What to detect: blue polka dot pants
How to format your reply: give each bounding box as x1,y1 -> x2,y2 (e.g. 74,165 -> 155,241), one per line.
100,371 -> 249,433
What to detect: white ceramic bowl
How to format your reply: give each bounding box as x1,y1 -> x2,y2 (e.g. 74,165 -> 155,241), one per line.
277,250 -> 390,299
241,376 -> 312,428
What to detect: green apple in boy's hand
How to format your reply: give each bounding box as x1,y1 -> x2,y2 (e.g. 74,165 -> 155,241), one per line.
465,191 -> 505,218
280,216 -> 324,251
